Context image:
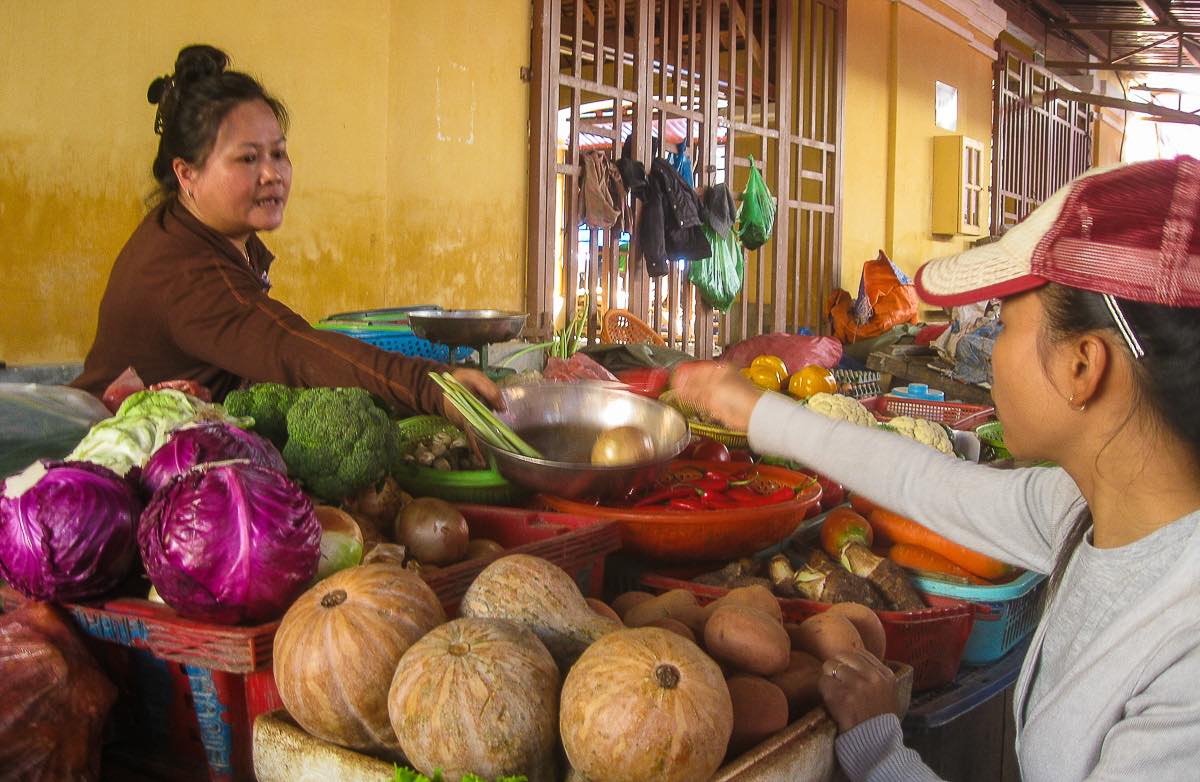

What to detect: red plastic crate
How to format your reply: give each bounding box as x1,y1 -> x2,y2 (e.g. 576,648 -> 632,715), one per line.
861,395 -> 995,430
0,507 -> 619,781
639,574 -> 974,692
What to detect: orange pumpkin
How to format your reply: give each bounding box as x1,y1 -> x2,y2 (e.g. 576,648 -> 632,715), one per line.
389,617 -> 560,782
560,627 -> 733,782
271,563 -> 445,753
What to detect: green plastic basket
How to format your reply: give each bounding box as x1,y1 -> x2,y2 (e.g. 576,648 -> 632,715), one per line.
974,421 -> 1011,460
392,416 -> 528,505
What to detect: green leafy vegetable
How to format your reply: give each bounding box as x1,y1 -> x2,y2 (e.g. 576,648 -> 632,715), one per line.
67,389 -> 243,477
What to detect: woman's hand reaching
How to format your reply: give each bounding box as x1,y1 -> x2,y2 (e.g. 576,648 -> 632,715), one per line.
818,648 -> 901,733
669,361 -> 765,433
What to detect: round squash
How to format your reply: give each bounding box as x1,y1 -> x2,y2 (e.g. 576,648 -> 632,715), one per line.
460,554 -> 620,669
560,627 -> 733,782
272,563 -> 446,753
389,617 -> 560,782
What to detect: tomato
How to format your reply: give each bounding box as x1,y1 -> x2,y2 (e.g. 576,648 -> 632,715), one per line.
680,437 -> 731,462
727,448 -> 755,464
787,364 -> 837,400
815,474 -> 845,510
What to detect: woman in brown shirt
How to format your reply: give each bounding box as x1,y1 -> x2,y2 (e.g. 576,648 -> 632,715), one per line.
73,44 -> 499,416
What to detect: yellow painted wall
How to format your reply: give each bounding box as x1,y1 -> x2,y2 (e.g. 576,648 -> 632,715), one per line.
841,0 -> 995,293
0,0 -> 530,365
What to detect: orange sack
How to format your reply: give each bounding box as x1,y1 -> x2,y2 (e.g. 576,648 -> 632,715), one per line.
827,250 -> 920,343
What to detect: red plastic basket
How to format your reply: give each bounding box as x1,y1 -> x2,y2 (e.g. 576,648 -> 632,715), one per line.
430,506 -> 621,614
861,395 -> 995,429
638,574 -> 974,692
0,507 -> 619,781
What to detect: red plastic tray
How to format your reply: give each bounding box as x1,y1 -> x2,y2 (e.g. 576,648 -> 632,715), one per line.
639,574 -> 974,692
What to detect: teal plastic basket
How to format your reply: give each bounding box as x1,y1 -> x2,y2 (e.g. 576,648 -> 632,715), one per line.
913,570 -> 1045,665
392,416 -> 527,505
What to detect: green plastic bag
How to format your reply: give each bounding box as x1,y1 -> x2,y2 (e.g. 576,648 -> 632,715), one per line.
689,225 -> 745,311
737,154 -> 776,250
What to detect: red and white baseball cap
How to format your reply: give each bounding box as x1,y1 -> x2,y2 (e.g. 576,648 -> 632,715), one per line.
916,155 -> 1200,309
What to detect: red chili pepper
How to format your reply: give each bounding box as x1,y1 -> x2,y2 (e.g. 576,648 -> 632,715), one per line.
689,477 -> 729,493
725,485 -> 795,507
669,497 -> 705,511
700,491 -> 737,510
633,486 -> 697,507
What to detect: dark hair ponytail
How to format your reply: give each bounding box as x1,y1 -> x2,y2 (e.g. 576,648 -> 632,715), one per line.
147,44 -> 288,204
1039,283 -> 1200,594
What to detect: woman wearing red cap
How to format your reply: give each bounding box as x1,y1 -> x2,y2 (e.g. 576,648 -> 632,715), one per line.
673,156 -> 1200,780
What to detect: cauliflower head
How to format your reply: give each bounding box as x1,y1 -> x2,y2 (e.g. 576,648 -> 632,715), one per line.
880,415 -> 955,455
803,393 -> 876,427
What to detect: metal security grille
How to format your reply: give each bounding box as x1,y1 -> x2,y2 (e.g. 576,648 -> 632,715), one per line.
526,0 -> 845,357
991,44 -> 1093,232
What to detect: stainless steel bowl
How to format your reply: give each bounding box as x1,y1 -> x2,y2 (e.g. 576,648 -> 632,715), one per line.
480,382 -> 689,499
406,309 -> 528,347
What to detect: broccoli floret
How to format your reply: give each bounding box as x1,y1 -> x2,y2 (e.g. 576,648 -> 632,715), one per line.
281,387 -> 395,501
224,383 -> 301,448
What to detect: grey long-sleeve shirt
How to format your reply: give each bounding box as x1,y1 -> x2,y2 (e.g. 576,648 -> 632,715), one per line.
748,392 -> 1200,781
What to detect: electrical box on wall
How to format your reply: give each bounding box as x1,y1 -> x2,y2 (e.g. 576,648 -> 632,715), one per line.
932,135 -> 985,236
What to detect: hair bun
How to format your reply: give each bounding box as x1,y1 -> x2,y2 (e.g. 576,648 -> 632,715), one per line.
173,44 -> 229,86
147,75 -> 172,105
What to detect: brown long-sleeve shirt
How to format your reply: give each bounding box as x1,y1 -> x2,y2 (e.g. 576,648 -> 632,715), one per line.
72,199 -> 446,414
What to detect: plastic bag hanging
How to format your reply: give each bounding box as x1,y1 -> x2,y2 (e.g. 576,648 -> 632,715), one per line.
667,140 -> 695,188
737,154 -> 777,250
689,225 -> 745,311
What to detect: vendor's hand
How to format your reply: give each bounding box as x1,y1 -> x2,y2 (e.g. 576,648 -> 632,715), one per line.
818,648 -> 900,733
440,368 -> 504,439
670,361 -> 764,432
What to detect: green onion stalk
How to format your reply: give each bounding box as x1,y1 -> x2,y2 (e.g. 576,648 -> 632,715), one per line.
428,372 -> 542,459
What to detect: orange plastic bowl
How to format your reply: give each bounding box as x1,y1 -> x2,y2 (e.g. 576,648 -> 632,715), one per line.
539,460 -> 822,562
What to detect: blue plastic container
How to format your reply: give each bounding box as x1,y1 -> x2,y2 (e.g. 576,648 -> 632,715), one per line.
913,569 -> 1045,665
888,383 -> 945,401
313,323 -> 474,363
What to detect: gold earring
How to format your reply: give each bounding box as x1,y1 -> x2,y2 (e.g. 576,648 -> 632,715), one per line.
1069,394 -> 1087,412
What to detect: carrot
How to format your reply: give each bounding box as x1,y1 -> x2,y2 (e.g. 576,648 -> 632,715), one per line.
867,508 -> 1014,581
848,493 -> 880,517
888,543 -> 991,586
820,507 -> 873,558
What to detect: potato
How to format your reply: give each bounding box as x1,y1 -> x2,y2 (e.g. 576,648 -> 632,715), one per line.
610,591 -> 654,619
726,675 -> 789,757
647,617 -> 696,643
670,602 -> 712,636
790,613 -> 864,661
703,605 -> 791,676
769,651 -> 823,719
708,585 -> 783,624
586,598 -> 622,624
623,589 -> 699,628
826,602 -> 886,659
